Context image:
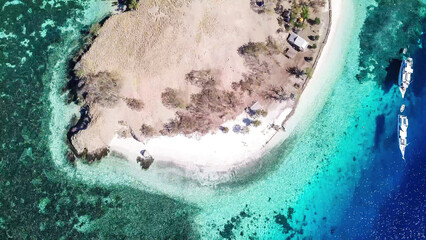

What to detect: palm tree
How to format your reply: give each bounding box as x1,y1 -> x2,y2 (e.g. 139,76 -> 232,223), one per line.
287,66 -> 306,78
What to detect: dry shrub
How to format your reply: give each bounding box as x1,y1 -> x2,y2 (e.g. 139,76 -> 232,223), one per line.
140,124 -> 154,137
124,98 -> 144,111
161,88 -> 184,108
177,111 -> 214,134
231,82 -> 240,91
238,42 -> 267,57
238,74 -> 255,94
82,72 -> 121,107
117,128 -> 130,138
161,69 -> 245,136
185,70 -> 215,88
262,86 -> 288,101
161,87 -> 241,135
190,88 -> 240,113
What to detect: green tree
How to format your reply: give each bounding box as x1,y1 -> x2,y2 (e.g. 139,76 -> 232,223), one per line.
305,68 -> 313,79
294,20 -> 305,29
128,0 -> 138,10
315,17 -> 321,25
252,120 -> 262,127
301,6 -> 310,20
255,109 -> 268,117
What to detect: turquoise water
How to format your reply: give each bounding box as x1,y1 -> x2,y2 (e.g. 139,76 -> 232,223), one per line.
1,0 -> 425,239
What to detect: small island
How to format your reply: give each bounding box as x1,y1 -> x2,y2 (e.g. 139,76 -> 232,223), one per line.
67,0 -> 332,172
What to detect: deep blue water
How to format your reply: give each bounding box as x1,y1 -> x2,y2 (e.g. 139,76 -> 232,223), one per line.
359,40 -> 426,239
334,31 -> 426,240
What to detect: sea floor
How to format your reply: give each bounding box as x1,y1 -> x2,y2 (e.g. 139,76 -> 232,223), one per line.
0,0 -> 425,239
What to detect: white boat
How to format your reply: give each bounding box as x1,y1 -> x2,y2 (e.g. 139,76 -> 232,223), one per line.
398,57 -> 413,98
398,114 -> 408,159
400,104 -> 405,113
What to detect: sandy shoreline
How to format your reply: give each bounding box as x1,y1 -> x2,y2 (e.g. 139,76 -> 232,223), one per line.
110,100 -> 293,171
108,0 -> 344,175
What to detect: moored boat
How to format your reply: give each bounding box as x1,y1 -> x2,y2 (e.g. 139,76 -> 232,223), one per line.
398,57 -> 413,98
400,104 -> 405,113
398,114 -> 408,160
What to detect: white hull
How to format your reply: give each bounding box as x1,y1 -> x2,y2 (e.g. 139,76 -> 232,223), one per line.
398,58 -> 413,98
398,114 -> 408,160
399,87 -> 406,99
400,104 -> 405,113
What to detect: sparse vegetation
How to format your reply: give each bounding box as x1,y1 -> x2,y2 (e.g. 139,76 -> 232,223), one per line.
89,23 -> 101,37
82,72 -> 121,107
311,43 -> 317,49
161,88 -> 184,109
252,120 -> 262,127
140,124 -> 154,137
124,98 -> 144,111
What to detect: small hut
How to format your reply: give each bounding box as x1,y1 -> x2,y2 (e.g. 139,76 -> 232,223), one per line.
287,32 -> 309,51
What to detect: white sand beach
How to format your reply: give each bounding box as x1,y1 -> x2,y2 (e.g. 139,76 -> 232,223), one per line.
108,0 -> 344,175
110,100 -> 293,171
